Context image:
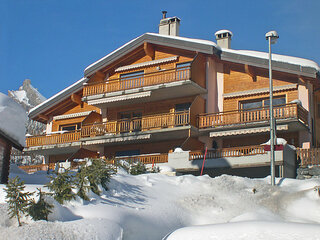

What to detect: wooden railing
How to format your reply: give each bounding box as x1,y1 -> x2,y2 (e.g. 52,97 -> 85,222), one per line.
26,111 -> 190,146
26,131 -> 81,147
297,148 -> 320,167
19,163 -> 55,173
189,145 -> 266,160
115,153 -> 168,165
198,103 -> 308,129
81,111 -> 190,137
83,66 -> 191,96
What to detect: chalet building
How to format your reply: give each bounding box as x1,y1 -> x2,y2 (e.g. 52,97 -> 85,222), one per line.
25,13 -> 320,176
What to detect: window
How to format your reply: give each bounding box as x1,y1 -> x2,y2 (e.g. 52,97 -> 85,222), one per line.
59,123 -> 81,131
240,96 -> 286,110
176,62 -> 191,68
175,102 -> 191,112
116,149 -> 140,157
120,71 -> 144,79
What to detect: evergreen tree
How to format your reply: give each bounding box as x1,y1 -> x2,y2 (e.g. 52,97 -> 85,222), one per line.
129,161 -> 147,175
45,169 -> 76,204
4,177 -> 32,226
75,159 -> 116,198
87,159 -> 116,195
28,188 -> 53,221
75,166 -> 91,201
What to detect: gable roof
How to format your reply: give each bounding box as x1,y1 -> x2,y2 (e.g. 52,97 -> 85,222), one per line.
29,78 -> 87,119
84,33 -> 320,79
84,33 -> 221,77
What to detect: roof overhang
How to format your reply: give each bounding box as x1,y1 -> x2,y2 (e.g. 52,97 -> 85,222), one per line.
221,50 -> 319,79
84,33 -> 220,77
29,78 -> 87,120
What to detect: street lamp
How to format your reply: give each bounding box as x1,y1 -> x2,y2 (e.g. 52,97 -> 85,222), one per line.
265,30 -> 279,186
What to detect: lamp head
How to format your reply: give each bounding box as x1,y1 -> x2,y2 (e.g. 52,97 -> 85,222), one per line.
265,31 -> 279,44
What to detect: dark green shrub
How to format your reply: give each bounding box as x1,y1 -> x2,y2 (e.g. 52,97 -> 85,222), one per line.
45,169 -> 76,204
28,188 -> 53,221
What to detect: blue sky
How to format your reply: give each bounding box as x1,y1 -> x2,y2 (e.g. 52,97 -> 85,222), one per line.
1,0 -> 319,98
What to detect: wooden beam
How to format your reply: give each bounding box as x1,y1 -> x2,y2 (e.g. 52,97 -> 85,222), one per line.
144,42 -> 155,60
38,114 -> 49,121
245,64 -> 256,81
71,93 -> 82,105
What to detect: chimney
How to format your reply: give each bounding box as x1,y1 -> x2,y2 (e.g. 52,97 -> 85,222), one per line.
215,30 -> 233,49
159,11 -> 180,36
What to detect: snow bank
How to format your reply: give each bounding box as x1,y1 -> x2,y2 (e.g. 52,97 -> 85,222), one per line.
166,221 -> 320,240
0,93 -> 27,147
0,168 -> 320,240
262,137 -> 287,145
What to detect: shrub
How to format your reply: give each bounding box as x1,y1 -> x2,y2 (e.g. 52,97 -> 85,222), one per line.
129,162 -> 146,175
28,188 -> 53,221
45,169 -> 76,204
75,159 -> 116,199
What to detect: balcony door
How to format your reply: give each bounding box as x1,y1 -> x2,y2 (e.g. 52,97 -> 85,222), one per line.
119,111 -> 142,133
175,102 -> 191,126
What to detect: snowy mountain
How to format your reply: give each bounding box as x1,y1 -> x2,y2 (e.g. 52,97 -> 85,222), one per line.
8,79 -> 46,111
8,79 -> 46,136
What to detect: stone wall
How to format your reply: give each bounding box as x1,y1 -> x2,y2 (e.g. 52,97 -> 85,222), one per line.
297,166 -> 320,180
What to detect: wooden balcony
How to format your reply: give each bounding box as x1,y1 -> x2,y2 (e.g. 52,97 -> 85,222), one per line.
198,103 -> 308,130
115,153 -> 168,165
26,111 -> 190,147
83,66 -> 191,97
297,148 -> 320,167
26,131 -> 81,147
189,145 -> 266,160
81,110 -> 190,137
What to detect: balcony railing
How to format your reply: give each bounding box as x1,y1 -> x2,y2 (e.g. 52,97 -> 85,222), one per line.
26,131 -> 81,147
198,103 -> 308,129
26,111 -> 190,147
81,110 -> 190,137
297,148 -> 320,167
115,153 -> 168,165
189,145 -> 266,160
83,66 -> 191,97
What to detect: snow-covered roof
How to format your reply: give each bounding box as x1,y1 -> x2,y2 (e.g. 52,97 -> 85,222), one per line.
219,48 -> 319,78
29,78 -> 87,119
84,33 -> 220,77
0,93 -> 27,148
84,32 -> 319,79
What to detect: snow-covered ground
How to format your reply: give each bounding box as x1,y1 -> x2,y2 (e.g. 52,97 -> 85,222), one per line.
0,165 -> 320,240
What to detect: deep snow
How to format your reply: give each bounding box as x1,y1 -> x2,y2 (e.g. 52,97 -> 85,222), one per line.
0,165 -> 319,240
0,93 -> 27,146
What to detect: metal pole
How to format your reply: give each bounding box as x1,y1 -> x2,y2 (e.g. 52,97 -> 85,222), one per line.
268,37 -> 276,186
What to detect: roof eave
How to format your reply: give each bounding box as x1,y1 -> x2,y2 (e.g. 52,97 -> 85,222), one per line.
29,78 -> 87,120
220,51 -> 319,79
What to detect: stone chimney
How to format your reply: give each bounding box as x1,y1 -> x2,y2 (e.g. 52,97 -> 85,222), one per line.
215,30 -> 233,49
159,11 -> 180,36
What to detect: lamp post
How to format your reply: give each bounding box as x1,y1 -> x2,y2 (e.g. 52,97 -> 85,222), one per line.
265,31 -> 279,186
